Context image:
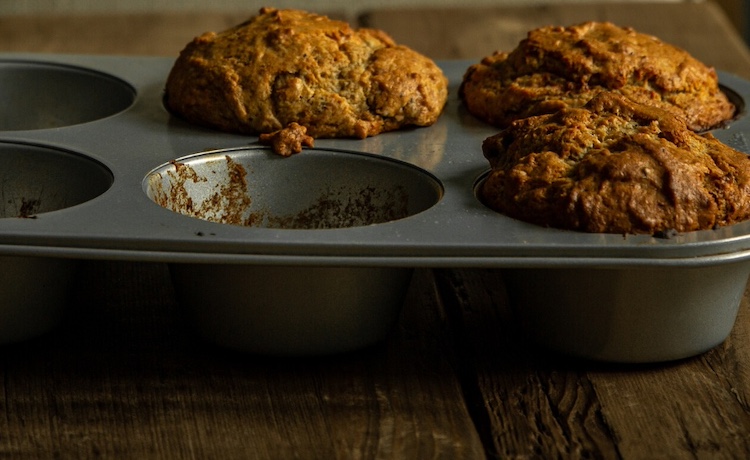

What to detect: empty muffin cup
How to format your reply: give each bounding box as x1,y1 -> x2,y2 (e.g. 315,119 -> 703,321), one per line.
0,60 -> 135,130
0,141 -> 113,344
504,261 -> 750,363
146,147 -> 442,229
145,147 -> 443,355
0,141 -> 113,216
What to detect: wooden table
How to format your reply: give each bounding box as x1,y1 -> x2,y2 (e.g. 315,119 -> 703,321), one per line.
2,2 -> 750,458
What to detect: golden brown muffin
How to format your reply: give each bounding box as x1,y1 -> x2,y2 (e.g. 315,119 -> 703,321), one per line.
460,21 -> 735,132
165,7 -> 448,154
479,92 -> 750,235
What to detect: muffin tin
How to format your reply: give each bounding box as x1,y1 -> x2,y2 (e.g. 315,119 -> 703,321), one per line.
3,53 -> 750,361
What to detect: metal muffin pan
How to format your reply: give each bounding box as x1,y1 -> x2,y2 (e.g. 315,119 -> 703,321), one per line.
3,54 -> 750,360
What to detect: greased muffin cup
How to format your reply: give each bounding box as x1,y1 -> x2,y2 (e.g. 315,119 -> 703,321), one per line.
2,55 -> 750,360
145,148 -> 441,354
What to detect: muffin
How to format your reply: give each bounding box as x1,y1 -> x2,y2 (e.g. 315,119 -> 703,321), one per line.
479,92 -> 750,235
460,21 -> 735,132
165,7 -> 448,155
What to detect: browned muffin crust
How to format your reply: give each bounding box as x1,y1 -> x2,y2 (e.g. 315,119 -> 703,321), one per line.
460,21 -> 735,132
165,7 -> 448,154
480,92 -> 750,235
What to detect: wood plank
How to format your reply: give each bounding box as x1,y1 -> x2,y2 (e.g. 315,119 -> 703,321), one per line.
360,2 -> 750,79
0,10 -> 354,56
0,262 -> 484,458
433,268 -> 620,458
433,268 -> 750,458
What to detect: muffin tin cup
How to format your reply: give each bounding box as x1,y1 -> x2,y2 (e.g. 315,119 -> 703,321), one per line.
144,147 -> 443,230
0,140 -> 112,343
3,54 -> 750,361
172,264 -> 413,355
0,60 -> 135,130
504,261 -> 750,363
0,141 -> 113,216
144,148 -> 441,355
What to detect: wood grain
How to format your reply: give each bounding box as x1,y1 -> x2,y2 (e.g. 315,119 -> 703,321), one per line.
434,268 -> 750,458
361,2 -> 750,79
0,263 -> 484,458
0,10 -> 353,57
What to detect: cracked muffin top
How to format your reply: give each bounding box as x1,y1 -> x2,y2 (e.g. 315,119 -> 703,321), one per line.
460,21 -> 735,132
164,7 -> 448,154
479,92 -> 750,235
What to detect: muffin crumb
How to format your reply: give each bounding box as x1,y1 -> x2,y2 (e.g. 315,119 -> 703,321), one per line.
259,122 -> 314,157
